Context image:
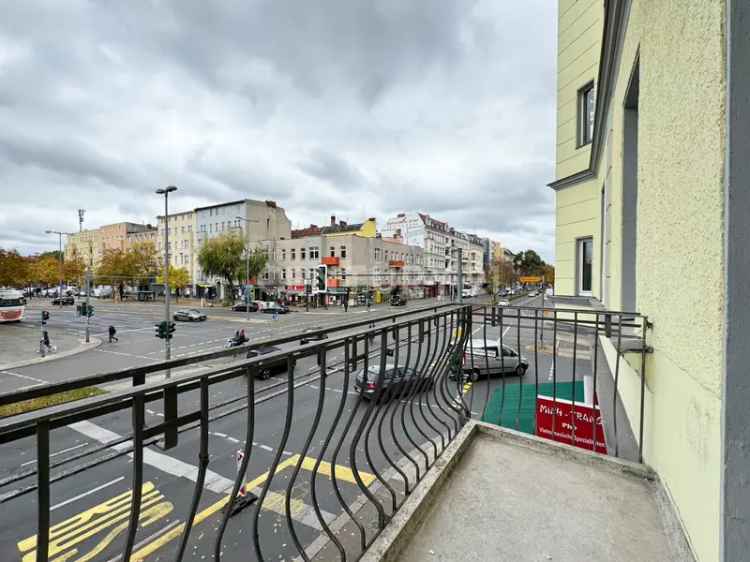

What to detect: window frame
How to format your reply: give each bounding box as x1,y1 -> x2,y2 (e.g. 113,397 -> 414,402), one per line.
577,81 -> 595,148
577,236 -> 594,296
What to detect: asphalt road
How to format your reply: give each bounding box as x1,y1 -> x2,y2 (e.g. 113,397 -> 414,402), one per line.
0,294 -> 597,561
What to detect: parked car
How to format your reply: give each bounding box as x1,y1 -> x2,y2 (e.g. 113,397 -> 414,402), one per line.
246,346 -> 287,379
300,327 -> 328,345
390,294 -> 407,306
497,299 -> 510,307
450,339 -> 528,382
354,365 -> 428,400
51,295 -> 75,305
527,290 -> 539,297
173,309 -> 207,322
232,302 -> 259,312
262,303 -> 289,314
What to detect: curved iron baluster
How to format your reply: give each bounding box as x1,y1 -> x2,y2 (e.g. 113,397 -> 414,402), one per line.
177,376 -> 211,562
439,308 -> 471,424
427,309 -> 464,439
349,331 -> 388,531
252,356 -> 297,562
405,319 -> 439,464
389,323 -> 422,488
286,348 -> 329,561
398,323 -> 430,476
311,345 -> 349,561
123,392 -> 145,561
330,337 -> 369,552
361,329 -> 398,516
214,367 -> 256,560
410,319 -> 442,460
373,324 -> 411,498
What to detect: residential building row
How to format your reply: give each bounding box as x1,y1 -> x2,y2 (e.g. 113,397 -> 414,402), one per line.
65,202 -> 509,300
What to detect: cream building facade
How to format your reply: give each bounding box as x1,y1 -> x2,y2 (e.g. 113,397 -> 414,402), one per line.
65,222 -> 157,269
550,2 -> 750,560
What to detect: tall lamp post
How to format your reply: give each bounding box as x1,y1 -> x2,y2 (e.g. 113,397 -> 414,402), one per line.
77,209 -> 91,343
44,230 -> 70,309
157,186 -> 177,373
236,216 -> 260,322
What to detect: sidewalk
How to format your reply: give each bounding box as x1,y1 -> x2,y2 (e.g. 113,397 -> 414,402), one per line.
0,324 -> 101,371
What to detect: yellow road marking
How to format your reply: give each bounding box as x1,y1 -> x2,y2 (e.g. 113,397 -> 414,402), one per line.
18,482 -> 173,562
132,454 -> 375,561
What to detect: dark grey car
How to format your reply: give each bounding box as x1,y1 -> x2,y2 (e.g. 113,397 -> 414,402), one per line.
353,365 -> 428,400
246,346 -> 287,380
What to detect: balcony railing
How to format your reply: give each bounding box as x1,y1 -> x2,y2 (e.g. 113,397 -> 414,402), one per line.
0,302 -> 650,561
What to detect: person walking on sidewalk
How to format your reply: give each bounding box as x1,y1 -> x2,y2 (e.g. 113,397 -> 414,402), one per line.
108,325 -> 119,343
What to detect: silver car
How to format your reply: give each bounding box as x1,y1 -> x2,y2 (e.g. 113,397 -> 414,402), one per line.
454,338 -> 529,381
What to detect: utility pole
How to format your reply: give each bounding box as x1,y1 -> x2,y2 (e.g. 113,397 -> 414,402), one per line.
457,247 -> 464,304
236,216 -> 260,322
156,186 -> 177,376
45,230 -> 68,309
78,209 -> 91,343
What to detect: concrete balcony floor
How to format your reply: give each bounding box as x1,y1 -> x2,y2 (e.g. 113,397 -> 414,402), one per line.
362,422 -> 693,562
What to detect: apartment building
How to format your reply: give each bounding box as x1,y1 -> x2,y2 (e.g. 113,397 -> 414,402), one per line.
550,1 -> 750,560
262,216 -> 424,301
156,210 -> 195,277
193,199 -> 291,298
65,222 -> 157,269
383,212 -> 486,294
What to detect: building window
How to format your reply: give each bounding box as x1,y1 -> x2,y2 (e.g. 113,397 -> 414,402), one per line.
282,269 -> 287,280
310,247 -> 319,259
329,246 -> 335,257
577,237 -> 594,295
282,249 -> 286,261
301,247 -> 306,260
340,246 -> 347,258
341,268 -> 346,280
374,248 -> 381,261
291,249 -> 296,260
577,82 -> 595,147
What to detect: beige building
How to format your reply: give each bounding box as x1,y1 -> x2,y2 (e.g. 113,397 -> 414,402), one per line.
65,222 -> 157,269
550,1 -> 750,560
261,217 -> 424,301
156,210 -> 195,282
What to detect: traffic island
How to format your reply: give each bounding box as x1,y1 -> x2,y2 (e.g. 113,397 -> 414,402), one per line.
0,325 -> 102,371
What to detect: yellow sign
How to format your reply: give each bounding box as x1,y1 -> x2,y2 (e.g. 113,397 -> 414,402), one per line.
519,276 -> 543,284
18,482 -> 173,562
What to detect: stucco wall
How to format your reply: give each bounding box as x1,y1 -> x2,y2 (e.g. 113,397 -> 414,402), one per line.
596,1 -> 727,560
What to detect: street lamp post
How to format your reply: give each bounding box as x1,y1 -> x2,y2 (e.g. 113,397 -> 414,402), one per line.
45,230 -> 69,309
78,209 -> 91,343
236,216 -> 260,322
156,186 -> 177,375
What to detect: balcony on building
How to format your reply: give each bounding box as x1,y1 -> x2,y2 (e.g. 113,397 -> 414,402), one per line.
388,259 -> 405,268
321,256 -> 339,266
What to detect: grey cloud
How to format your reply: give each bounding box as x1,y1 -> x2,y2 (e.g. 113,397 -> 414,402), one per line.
1,1 -> 557,260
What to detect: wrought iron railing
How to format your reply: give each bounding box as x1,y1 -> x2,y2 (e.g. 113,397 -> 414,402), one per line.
0,302 -> 649,561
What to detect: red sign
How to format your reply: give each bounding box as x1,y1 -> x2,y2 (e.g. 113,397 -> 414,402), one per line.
535,395 -> 607,454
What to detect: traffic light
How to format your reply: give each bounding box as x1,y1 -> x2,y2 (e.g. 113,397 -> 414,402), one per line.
167,321 -> 176,339
317,264 -> 327,292
87,304 -> 94,318
155,321 -> 167,339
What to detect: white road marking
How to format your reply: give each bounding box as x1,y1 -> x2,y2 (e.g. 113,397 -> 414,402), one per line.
95,348 -> 156,361
50,476 -> 125,511
69,421 -> 236,494
0,370 -> 46,384
259,444 -> 273,452
21,442 -> 90,467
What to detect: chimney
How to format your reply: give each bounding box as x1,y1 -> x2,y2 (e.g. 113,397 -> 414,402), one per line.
330,215 -> 336,226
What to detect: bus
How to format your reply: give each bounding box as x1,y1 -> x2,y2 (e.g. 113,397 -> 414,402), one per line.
0,289 -> 26,322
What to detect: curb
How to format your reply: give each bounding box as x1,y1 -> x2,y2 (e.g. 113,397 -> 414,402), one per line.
0,337 -> 103,371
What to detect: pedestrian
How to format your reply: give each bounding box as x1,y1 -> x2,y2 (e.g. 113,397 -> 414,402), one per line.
239,328 -> 246,343
108,325 -> 118,343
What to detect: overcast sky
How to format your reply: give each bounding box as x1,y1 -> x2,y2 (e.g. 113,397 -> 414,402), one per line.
0,1 -> 557,260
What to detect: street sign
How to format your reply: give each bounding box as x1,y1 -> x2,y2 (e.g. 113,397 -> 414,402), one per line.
535,394 -> 607,454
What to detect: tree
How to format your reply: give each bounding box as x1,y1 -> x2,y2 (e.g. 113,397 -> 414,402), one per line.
128,242 -> 158,286
0,249 -> 30,288
96,249 -> 131,286
64,248 -> 85,285
157,266 -> 190,302
542,264 -> 555,287
197,233 -> 268,304
513,250 -> 545,276
31,255 -> 60,286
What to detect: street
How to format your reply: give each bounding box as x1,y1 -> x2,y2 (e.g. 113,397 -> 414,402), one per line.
0,294 -> 598,561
